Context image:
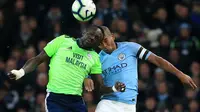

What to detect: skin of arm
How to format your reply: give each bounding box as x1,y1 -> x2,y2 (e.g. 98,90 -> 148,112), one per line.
89,74 -> 125,95
22,50 -> 49,73
147,53 -> 182,77
147,53 -> 197,89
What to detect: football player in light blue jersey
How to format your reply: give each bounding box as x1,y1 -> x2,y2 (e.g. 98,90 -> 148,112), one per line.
84,26 -> 197,112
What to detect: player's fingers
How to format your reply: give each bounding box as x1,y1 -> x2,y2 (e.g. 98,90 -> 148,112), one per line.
189,80 -> 195,90
119,83 -> 123,85
84,79 -> 93,92
87,80 -> 93,91
84,82 -> 90,91
194,83 -> 198,89
122,85 -> 126,88
121,83 -> 125,86
118,82 -> 125,86
190,83 -> 195,90
116,81 -> 120,85
9,77 -> 16,80
190,80 -> 197,89
10,76 -> 16,80
87,83 -> 92,92
122,83 -> 126,88
7,73 -> 16,80
90,80 -> 94,91
85,86 -> 89,91
190,78 -> 197,89
120,86 -> 126,88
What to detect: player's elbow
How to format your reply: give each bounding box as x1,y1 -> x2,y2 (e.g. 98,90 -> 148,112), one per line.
148,54 -> 163,67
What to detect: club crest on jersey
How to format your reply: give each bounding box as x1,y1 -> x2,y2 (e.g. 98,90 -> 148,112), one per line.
87,53 -> 92,59
118,53 -> 126,60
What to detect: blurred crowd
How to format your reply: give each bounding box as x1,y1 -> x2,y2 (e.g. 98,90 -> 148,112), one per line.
0,0 -> 200,112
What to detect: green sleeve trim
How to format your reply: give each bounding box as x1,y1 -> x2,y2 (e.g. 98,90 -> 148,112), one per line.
192,37 -> 200,49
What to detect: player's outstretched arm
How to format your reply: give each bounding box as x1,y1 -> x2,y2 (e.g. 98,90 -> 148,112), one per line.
85,75 -> 126,94
147,53 -> 198,89
7,50 -> 49,80
22,50 -> 49,73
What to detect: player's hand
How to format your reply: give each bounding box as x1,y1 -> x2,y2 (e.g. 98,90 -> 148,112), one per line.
84,78 -> 94,92
114,81 -> 126,92
7,69 -> 25,80
178,73 -> 197,90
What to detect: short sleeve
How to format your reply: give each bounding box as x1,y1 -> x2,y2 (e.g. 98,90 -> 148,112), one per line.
129,42 -> 152,60
44,35 -> 65,57
90,55 -> 102,74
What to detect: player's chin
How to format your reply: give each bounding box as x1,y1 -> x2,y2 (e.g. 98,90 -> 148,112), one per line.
86,42 -> 98,47
103,48 -> 110,52
91,44 -> 99,48
83,40 -> 91,45
84,44 -> 97,49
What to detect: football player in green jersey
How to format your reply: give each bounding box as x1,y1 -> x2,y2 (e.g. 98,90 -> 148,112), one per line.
7,25 -> 126,112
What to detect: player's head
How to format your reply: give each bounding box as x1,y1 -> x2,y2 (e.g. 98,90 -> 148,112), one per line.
97,26 -> 116,52
80,25 -> 104,49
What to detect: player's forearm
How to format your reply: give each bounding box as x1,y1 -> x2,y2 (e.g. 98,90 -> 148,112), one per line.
99,86 -> 114,95
22,57 -> 43,74
155,56 -> 183,77
90,75 -> 114,94
93,81 -> 114,95
22,50 -> 49,74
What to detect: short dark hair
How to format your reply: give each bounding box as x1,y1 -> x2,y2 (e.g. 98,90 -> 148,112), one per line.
82,25 -> 105,41
82,25 -> 98,35
83,25 -> 112,42
99,26 -> 112,37
93,25 -> 105,38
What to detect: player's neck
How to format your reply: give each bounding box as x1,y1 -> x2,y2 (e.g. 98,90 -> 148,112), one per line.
105,42 -> 117,54
113,42 -> 117,50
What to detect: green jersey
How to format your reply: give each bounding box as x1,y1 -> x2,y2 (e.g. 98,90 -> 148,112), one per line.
44,35 -> 102,96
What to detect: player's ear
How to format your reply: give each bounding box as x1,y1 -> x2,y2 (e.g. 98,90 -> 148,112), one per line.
111,33 -> 115,40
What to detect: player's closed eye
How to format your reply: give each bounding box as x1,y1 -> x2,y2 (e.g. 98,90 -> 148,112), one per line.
99,42 -> 103,47
94,35 -> 100,40
99,38 -> 107,47
103,38 -> 108,44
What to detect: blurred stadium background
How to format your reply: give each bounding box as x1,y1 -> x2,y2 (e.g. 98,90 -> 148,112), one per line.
0,0 -> 200,112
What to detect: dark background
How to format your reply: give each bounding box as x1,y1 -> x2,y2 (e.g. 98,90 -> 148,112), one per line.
0,0 -> 200,112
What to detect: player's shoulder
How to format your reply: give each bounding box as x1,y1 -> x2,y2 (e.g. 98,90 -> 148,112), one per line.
58,34 -> 76,40
54,34 -> 76,43
118,42 -> 141,48
87,51 -> 100,62
89,51 -> 99,58
98,50 -> 105,57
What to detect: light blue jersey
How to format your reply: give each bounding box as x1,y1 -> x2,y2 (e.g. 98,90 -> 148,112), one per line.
99,42 -> 152,104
